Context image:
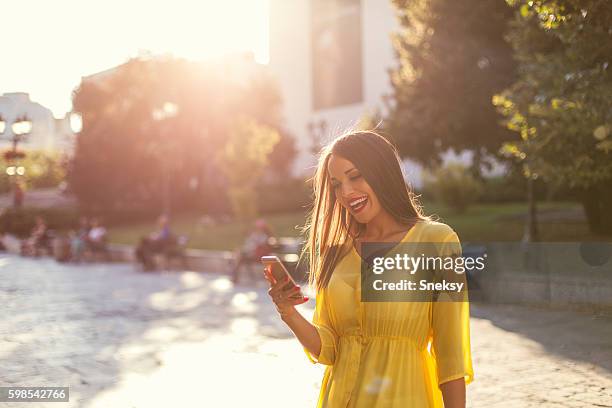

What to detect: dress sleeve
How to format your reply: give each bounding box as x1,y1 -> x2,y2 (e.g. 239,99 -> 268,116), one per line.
304,288 -> 338,366
431,230 -> 474,385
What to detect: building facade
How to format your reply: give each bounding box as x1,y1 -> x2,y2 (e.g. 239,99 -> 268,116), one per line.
268,0 -> 505,186
0,92 -> 75,154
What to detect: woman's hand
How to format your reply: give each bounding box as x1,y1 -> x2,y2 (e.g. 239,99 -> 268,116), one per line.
264,267 -> 309,319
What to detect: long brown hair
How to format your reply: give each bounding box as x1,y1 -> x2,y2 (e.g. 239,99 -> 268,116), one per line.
302,130 -> 426,291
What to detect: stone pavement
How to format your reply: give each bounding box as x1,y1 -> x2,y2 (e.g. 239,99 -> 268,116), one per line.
1,254 -> 611,407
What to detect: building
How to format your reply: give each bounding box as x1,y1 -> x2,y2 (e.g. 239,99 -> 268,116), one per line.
268,0 -> 504,185
0,92 -> 75,154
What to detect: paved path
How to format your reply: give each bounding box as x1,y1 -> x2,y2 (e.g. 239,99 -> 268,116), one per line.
1,254 -> 611,407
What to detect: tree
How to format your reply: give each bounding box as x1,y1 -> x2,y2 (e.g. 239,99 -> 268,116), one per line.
0,151 -> 66,194
423,162 -> 483,213
386,0 -> 517,174
70,55 -> 294,216
217,118 -> 280,219
494,0 -> 612,235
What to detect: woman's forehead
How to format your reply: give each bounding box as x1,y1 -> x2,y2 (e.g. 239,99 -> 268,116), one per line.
327,154 -> 356,176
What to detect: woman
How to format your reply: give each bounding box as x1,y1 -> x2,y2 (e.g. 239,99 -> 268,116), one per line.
265,131 -> 473,407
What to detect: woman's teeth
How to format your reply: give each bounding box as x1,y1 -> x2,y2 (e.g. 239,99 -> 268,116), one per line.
349,196 -> 368,213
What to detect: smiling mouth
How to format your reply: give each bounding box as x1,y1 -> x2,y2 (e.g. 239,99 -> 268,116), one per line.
349,195 -> 368,213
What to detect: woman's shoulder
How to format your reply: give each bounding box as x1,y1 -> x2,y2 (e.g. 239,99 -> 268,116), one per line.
413,219 -> 458,242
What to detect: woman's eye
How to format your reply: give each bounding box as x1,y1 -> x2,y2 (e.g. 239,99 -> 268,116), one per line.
349,174 -> 362,181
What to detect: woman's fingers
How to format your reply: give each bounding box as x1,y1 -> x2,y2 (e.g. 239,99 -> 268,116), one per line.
269,275 -> 291,292
263,267 -> 275,284
288,295 -> 309,305
275,294 -> 307,308
263,270 -> 273,285
263,269 -> 308,309
287,285 -> 302,298
269,283 -> 301,303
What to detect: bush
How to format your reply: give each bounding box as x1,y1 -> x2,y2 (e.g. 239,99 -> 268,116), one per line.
477,169 -> 578,204
0,207 -> 79,238
0,151 -> 67,194
423,163 -> 483,213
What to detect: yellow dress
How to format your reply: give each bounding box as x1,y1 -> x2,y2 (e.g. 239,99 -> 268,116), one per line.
304,220 -> 474,407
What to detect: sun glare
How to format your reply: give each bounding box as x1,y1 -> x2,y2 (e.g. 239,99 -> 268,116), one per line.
0,0 -> 269,117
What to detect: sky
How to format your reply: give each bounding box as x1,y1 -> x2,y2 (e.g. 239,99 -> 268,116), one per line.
0,0 -> 269,118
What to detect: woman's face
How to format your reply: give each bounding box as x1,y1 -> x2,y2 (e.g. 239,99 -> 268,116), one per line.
327,154 -> 382,224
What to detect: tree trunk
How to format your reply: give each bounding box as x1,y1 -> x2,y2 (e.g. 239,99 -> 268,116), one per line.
470,148 -> 484,180
581,183 -> 612,236
523,176 -> 539,242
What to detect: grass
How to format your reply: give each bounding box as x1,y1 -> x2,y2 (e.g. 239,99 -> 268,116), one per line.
106,200 -> 602,251
424,201 -> 594,242
106,212 -> 307,251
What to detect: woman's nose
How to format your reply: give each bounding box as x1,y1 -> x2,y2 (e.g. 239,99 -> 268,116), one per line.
341,182 -> 354,198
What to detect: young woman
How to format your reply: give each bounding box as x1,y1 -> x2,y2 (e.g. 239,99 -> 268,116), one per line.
265,131 -> 473,407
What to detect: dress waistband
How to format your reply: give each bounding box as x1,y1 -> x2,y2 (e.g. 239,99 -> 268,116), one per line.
339,332 -> 424,348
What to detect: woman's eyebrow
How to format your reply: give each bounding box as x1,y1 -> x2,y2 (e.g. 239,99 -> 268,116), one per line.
330,168 -> 357,181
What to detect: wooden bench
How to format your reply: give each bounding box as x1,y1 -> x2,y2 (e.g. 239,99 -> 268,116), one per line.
148,235 -> 189,271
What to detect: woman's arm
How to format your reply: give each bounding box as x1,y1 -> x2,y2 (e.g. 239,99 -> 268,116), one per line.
440,378 -> 466,408
281,309 -> 322,359
265,270 -> 322,359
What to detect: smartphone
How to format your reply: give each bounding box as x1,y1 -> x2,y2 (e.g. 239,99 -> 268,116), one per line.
261,255 -> 304,299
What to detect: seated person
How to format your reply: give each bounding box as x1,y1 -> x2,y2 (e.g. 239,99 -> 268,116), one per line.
231,219 -> 273,284
70,217 -> 90,262
21,216 -> 52,256
135,215 -> 176,270
85,218 -> 108,255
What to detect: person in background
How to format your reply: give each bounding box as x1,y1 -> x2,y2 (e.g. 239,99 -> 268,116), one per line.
231,218 -> 273,284
21,216 -> 51,256
135,214 -> 174,270
13,181 -> 24,208
70,217 -> 90,262
86,217 -> 108,257
150,214 -> 172,246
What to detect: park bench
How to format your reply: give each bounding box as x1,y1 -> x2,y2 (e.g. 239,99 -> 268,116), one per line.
20,229 -> 56,257
144,235 -> 189,272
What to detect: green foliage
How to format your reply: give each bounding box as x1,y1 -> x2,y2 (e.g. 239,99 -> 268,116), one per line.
0,151 -> 66,194
0,207 -> 79,238
70,56 -> 295,216
423,163 -> 484,213
494,0 -> 612,187
217,118 -> 280,219
478,172 -> 562,204
256,178 -> 312,215
386,0 -> 517,172
495,0 -> 612,234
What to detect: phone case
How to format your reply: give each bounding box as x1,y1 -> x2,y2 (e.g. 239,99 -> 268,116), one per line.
261,256 -> 304,298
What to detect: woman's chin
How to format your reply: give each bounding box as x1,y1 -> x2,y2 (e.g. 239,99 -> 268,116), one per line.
352,210 -> 372,224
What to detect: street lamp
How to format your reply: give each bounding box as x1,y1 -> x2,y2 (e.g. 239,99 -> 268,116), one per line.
152,102 -> 179,215
1,114 -> 32,207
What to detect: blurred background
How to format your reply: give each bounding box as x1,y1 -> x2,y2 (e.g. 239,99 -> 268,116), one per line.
1,0 -> 611,407
0,0 -> 610,245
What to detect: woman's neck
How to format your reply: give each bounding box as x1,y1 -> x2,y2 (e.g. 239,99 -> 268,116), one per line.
362,210 -> 406,241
